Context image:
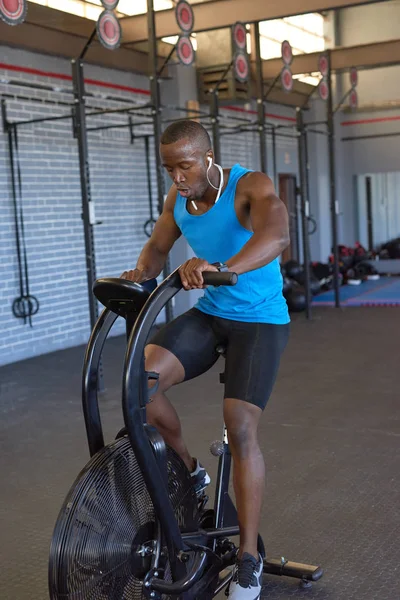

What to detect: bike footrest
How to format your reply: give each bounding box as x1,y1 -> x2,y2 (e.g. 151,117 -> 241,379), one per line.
263,558 -> 323,581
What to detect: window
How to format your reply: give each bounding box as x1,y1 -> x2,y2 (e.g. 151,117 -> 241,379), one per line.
29,0 -> 174,19
259,13 -> 326,85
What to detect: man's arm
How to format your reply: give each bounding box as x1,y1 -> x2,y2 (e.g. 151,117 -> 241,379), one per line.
122,187 -> 181,282
226,172 -> 290,275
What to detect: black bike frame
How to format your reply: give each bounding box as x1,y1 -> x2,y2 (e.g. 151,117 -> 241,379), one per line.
81,268 -> 238,588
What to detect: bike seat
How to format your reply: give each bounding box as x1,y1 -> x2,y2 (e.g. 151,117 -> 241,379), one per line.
93,277 -> 157,318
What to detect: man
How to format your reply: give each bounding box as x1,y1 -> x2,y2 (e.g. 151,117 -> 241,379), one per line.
122,119 -> 290,600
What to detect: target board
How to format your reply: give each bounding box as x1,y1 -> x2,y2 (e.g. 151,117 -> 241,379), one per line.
97,10 -> 122,50
0,0 -> 27,26
175,0 -> 194,34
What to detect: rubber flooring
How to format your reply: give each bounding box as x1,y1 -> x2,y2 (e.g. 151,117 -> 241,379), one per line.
0,307 -> 399,599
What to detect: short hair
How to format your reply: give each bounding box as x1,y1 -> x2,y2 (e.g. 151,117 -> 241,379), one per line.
160,119 -> 211,152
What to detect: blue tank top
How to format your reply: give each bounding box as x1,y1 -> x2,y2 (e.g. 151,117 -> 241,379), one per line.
173,163 -> 290,324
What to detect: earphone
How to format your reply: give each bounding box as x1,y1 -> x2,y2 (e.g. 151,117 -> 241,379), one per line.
190,156 -> 223,211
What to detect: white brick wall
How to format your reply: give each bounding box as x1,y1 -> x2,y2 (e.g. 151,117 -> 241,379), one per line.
0,48 -> 158,366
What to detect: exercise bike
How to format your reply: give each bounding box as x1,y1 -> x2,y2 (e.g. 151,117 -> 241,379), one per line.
48,267 -> 323,599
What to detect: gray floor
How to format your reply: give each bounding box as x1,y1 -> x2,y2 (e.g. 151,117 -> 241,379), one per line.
1,307 -> 399,600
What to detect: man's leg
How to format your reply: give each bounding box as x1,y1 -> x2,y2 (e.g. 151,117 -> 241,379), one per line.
221,322 -> 289,575
224,398 -> 263,560
144,308 -> 220,474
145,343 -> 194,472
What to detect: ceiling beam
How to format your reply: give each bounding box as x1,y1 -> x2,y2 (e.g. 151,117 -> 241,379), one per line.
120,0 -> 383,43
262,38 -> 400,79
0,3 -> 164,75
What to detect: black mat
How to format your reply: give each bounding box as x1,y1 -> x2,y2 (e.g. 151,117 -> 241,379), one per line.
0,307 -> 399,599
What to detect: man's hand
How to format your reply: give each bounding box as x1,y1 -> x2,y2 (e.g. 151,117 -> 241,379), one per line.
120,268 -> 147,283
179,258 -> 218,290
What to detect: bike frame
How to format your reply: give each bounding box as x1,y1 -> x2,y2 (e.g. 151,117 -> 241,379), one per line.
81,268 -> 323,598
82,268 -> 240,596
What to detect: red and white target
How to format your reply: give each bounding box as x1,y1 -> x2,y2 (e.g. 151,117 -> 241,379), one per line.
281,40 -> 293,66
349,89 -> 358,110
177,35 -> 195,66
233,51 -> 249,83
0,0 -> 27,26
175,0 -> 194,34
350,67 -> 358,88
232,22 -> 247,51
318,53 -> 329,78
318,78 -> 329,101
97,10 -> 121,50
281,66 -> 293,93
101,0 -> 119,9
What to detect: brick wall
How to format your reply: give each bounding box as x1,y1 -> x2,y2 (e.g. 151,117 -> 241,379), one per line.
0,47 -> 158,367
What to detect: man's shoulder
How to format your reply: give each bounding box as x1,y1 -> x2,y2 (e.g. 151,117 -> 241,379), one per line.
236,170 -> 274,194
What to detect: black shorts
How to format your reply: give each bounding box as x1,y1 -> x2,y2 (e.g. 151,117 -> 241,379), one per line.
148,308 -> 289,410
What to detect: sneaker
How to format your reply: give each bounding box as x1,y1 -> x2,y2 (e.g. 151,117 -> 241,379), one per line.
226,552 -> 263,600
190,458 -> 211,496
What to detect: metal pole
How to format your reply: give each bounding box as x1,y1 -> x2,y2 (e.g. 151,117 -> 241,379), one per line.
147,0 -> 173,322
296,108 -> 312,320
327,51 -> 341,308
210,91 -> 221,164
254,22 -> 267,173
71,59 -> 99,331
72,59 -> 103,394
272,126 -> 277,190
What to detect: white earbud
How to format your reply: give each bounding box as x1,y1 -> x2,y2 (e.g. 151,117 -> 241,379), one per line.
208,157 -> 213,166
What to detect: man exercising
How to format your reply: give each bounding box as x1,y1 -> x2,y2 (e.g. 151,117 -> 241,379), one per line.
122,120 -> 290,600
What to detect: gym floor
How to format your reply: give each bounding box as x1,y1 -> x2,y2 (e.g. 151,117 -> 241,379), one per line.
1,307 -> 399,600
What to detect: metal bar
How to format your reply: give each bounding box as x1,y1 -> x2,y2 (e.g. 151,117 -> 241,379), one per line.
306,127 -> 329,136
85,104 -> 153,118
145,135 -> 155,222
327,51 -> 341,308
157,41 -> 177,78
79,26 -> 97,61
264,71 -> 281,100
365,176 -> 374,252
162,104 -> 210,116
306,120 -> 328,126
210,91 -> 221,164
255,22 -> 267,174
71,58 -> 101,344
272,126 -> 277,189
296,108 -> 312,320
334,87 -> 352,114
147,0 -> 172,323
162,114 -> 212,126
342,131 -> 400,141
212,60 -> 234,94
302,82 -> 319,109
87,120 -> 153,133
9,113 -> 74,127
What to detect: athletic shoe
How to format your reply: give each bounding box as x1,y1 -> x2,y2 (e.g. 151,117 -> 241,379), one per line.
190,458 -> 211,496
226,552 -> 263,599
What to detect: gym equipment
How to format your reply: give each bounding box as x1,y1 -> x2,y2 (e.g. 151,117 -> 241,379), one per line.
285,282 -> 307,313
283,261 -> 321,297
283,259 -> 302,279
48,267 -> 323,599
7,124 -> 39,326
381,237 -> 400,259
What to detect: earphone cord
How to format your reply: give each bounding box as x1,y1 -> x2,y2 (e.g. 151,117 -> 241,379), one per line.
191,161 -> 224,211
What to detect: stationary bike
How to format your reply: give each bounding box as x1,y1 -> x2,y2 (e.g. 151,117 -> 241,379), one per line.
48,267 -> 323,599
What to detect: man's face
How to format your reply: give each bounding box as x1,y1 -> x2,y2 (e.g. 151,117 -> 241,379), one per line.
161,138 -> 210,201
